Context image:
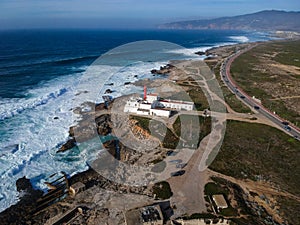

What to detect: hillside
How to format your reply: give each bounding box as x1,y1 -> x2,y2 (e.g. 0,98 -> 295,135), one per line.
159,10 -> 300,32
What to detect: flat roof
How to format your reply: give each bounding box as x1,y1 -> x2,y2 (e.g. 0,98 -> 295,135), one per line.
212,194 -> 228,209
160,99 -> 194,105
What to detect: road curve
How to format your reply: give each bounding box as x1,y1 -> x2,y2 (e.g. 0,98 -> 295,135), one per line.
220,44 -> 300,140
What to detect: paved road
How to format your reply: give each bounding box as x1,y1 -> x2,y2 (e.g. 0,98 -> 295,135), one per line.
220,45 -> 300,140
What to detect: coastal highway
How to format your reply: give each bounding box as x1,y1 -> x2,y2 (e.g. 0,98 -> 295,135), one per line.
220,45 -> 300,141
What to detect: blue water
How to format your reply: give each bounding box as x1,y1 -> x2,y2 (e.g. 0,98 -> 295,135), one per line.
0,29 -> 271,212
0,29 -> 269,98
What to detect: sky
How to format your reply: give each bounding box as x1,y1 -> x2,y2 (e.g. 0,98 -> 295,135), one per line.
0,0 -> 299,29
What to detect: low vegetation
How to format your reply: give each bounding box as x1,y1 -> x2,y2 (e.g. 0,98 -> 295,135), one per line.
152,181 -> 173,200
209,120 -> 300,196
204,182 -> 228,196
130,114 -> 211,149
204,181 -> 238,217
130,115 -> 150,133
173,115 -> 211,148
188,88 -> 210,111
221,87 -> 252,114
273,41 -> 300,67
230,40 -> 300,124
276,196 -> 300,225
175,76 -> 210,111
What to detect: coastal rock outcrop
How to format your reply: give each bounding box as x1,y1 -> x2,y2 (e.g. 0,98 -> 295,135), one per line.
151,64 -> 175,75
105,89 -> 113,94
15,176 -> 43,202
59,112 -> 113,153
16,176 -> 34,192
96,114 -> 112,136
57,139 -> 76,153
129,118 -> 150,140
194,51 -> 206,56
0,177 -> 43,225
102,139 -> 142,164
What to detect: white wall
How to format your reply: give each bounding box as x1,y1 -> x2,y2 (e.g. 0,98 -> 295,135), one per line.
160,101 -> 194,111
139,103 -> 152,110
150,109 -> 171,117
146,95 -> 159,103
136,110 -> 150,116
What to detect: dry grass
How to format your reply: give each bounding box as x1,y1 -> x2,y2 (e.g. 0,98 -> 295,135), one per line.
209,120 -> 300,196
230,40 -> 300,125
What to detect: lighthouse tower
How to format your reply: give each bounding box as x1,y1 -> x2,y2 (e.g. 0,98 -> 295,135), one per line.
144,85 -> 147,101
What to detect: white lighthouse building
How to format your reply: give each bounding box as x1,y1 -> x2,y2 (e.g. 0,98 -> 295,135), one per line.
124,86 -> 194,118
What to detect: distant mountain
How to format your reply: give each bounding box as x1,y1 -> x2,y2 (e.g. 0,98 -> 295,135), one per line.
159,10 -> 300,32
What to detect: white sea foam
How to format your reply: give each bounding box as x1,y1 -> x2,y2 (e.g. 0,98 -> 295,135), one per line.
0,60 -> 167,212
166,46 -> 212,58
165,43 -> 237,59
229,36 -> 250,43
73,61 -> 167,104
0,88 -> 69,120
0,41 -> 224,211
0,73 -> 82,211
0,32 -> 274,212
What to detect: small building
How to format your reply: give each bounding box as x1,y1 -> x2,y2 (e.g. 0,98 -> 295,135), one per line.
125,205 -> 163,225
212,194 -> 228,210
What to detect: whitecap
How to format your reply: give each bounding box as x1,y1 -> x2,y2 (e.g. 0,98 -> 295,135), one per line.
229,36 -> 250,43
0,60 -> 168,212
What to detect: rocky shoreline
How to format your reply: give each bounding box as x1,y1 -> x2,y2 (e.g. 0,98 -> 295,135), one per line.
0,100 -> 153,224
0,43 -> 234,223
0,70 -> 169,224
0,177 -> 44,225
0,40 -> 277,224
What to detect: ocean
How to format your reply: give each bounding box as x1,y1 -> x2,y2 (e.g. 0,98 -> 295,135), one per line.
0,29 -> 271,212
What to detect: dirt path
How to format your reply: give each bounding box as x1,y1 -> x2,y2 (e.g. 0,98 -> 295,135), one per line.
167,137 -> 211,218
86,59 -> 296,220
178,110 -> 283,129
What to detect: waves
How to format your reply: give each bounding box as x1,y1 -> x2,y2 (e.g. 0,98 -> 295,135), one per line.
0,55 -> 98,70
0,73 -> 80,211
166,46 -> 211,58
0,88 -> 68,120
229,35 -> 250,43
165,43 -> 238,58
0,30 -> 273,213
0,59 -> 167,212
